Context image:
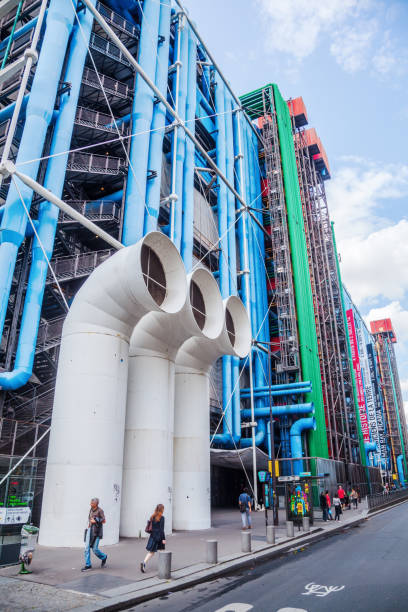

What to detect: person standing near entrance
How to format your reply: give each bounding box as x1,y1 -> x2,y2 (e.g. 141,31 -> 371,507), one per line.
333,495 -> 342,521
238,487 -> 252,529
82,498 -> 107,571
319,490 -> 328,521
337,484 -> 346,509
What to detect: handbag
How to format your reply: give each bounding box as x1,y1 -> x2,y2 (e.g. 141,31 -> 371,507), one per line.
145,519 -> 153,534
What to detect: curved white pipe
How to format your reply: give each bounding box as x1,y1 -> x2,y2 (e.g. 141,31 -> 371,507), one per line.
173,296 -> 251,530
121,267 -> 224,536
39,232 -> 186,547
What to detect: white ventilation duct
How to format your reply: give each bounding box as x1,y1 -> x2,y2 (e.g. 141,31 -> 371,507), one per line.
39,233 -> 186,547
121,267 -> 224,537
173,296 -> 251,530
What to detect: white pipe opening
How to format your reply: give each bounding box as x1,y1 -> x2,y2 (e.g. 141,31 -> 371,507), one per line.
173,295 -> 251,530
121,267 -> 224,536
39,232 -> 186,547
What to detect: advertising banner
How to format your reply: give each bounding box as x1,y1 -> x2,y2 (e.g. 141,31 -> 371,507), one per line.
367,343 -> 388,462
346,309 -> 370,442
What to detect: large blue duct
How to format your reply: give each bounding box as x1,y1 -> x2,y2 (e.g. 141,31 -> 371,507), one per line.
122,0 -> 160,246
290,417 -> 316,475
241,387 -> 312,398
0,16 -> 40,53
0,2 -> 95,390
0,95 -> 29,124
0,0 -> 77,349
241,403 -> 314,419
397,454 -> 405,487
180,27 -> 197,271
144,0 -> 171,234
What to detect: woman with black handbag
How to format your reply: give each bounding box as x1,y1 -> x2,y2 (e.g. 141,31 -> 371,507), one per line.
141,503 -> 166,573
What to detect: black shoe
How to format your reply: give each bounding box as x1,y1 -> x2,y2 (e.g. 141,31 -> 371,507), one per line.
101,556 -> 107,568
140,562 -> 145,573
81,565 -> 92,572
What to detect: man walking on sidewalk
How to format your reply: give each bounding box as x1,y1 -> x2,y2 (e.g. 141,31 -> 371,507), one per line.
82,498 -> 107,571
238,487 -> 252,530
319,490 -> 328,521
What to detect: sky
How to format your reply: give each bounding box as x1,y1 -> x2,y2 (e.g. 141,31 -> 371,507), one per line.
181,0 -> 408,414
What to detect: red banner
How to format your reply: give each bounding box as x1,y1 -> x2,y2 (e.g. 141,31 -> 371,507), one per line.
346,309 -> 370,442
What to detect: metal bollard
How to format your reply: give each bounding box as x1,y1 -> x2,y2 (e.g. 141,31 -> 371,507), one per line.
206,539 -> 218,564
158,550 -> 172,579
286,520 -> 294,538
241,530 -> 251,553
266,525 -> 275,544
302,516 -> 310,533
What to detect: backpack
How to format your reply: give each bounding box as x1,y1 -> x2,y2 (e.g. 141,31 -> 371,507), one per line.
238,495 -> 247,513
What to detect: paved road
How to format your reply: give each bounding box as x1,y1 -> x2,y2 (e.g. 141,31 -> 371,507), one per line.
130,503 -> 408,612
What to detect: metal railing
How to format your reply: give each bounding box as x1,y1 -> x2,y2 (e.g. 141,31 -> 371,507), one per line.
60,200 -> 121,224
75,106 -> 129,136
66,152 -> 126,175
96,1 -> 139,39
36,315 -> 65,354
82,66 -> 131,99
46,249 -> 112,283
89,32 -> 132,67
367,487 -> 408,511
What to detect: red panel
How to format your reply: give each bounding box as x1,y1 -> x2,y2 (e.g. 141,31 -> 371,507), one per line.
287,97 -> 308,128
267,278 -> 276,292
370,319 -> 397,342
261,178 -> 269,198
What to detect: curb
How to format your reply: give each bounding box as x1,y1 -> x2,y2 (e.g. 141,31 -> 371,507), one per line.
74,513 -> 370,612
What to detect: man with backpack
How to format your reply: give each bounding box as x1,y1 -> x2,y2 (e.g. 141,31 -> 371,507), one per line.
238,487 -> 252,529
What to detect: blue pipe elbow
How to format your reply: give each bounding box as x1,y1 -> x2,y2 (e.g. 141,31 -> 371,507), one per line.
397,454 -> 406,487
290,417 -> 316,475
240,418 -> 266,447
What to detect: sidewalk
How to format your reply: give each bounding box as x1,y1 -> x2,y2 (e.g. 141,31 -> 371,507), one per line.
0,504 -> 371,611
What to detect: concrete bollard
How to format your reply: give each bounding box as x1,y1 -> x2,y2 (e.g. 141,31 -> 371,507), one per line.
158,550 -> 172,579
286,520 -> 294,538
302,516 -> 310,533
206,539 -> 218,564
266,525 -> 275,544
241,530 -> 251,553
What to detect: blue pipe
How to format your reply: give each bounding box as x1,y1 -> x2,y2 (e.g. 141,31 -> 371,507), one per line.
0,16 -> 39,53
180,27 -> 197,271
397,454 -> 405,487
241,387 -> 312,398
232,109 -> 248,308
290,417 -> 316,475
0,0 -> 77,348
0,2 -> 94,391
104,0 -> 139,23
241,382 -> 312,392
171,14 -> 188,250
143,0 -> 171,234
241,404 -> 314,418
122,0 -> 160,246
0,95 -> 29,125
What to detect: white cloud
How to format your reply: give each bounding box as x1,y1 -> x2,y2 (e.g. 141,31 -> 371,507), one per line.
257,0 -> 405,77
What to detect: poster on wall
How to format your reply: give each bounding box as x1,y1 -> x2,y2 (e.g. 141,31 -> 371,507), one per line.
367,343 -> 388,463
346,309 -> 370,442
0,507 -> 31,525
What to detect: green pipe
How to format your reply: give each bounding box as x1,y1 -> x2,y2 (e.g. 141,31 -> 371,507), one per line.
385,339 -> 408,475
272,84 -> 328,459
331,222 -> 367,467
1,1 -> 23,70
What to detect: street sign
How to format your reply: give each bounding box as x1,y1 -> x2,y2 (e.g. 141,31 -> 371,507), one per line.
258,470 -> 271,483
278,475 -> 300,482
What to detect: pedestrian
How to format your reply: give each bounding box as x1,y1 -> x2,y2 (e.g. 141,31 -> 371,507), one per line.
82,497 -> 107,571
325,490 -> 333,520
351,488 -> 358,509
238,487 -> 252,530
346,486 -> 352,510
333,495 -> 342,521
141,504 -> 166,573
319,490 -> 328,521
337,484 -> 346,509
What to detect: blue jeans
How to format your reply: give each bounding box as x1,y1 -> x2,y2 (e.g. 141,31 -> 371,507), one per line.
84,529 -> 106,567
241,509 -> 252,528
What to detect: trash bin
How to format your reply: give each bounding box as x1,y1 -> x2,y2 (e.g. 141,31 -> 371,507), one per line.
19,524 -> 39,574
0,524 -> 22,566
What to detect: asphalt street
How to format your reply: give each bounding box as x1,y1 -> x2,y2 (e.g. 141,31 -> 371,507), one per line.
129,503 -> 408,612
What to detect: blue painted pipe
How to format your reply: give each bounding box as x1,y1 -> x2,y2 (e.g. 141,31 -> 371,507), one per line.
171,14 -> 188,250
241,382 -> 311,392
397,454 -> 405,487
104,0 -> 139,23
0,95 -> 29,125
0,16 -> 39,53
144,0 -> 171,234
241,387 -> 312,398
232,109 -> 248,308
290,417 -> 316,475
180,27 -> 197,271
0,0 -> 77,347
241,404 -> 314,418
122,0 -> 160,246
0,2 -> 95,390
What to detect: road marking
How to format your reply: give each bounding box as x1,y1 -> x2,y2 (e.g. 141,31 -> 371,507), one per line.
214,605 -> 254,612
302,583 -> 345,597
277,608 -> 308,612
